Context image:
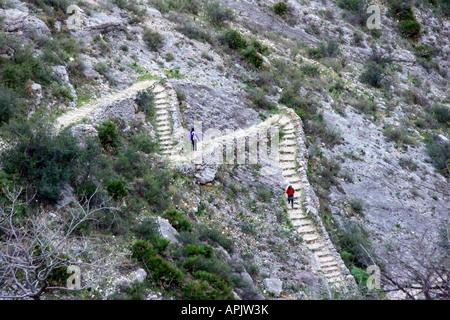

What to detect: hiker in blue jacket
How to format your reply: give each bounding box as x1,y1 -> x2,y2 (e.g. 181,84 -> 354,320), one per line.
190,127 -> 200,151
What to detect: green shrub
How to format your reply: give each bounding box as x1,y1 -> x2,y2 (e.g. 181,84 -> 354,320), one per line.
349,197 -> 364,216
205,1 -> 234,26
0,83 -> 18,123
359,62 -> 385,88
1,119 -> 79,203
197,224 -> 234,253
136,88 -> 155,117
348,96 -> 377,114
240,46 -> 263,68
176,21 -> 212,43
174,87 -> 186,102
221,29 -> 247,50
135,167 -> 171,211
256,187 -> 273,202
426,140 -> 449,173
383,125 -> 414,146
98,120 -> 119,149
398,20 -> 421,39
131,240 -> 185,285
162,208 -> 192,231
130,132 -> 158,154
351,266 -> 370,288
249,89 -> 276,111
106,178 -> 128,199
308,40 -> 340,59
338,220 -> 374,268
337,0 -> 360,12
186,244 -> 213,258
0,35 -> 51,94
143,28 -> 164,51
389,0 -> 421,39
413,44 -> 432,60
441,0 -> 450,16
273,2 -> 288,15
301,64 -> 320,76
429,105 -> 450,125
398,157 -> 418,171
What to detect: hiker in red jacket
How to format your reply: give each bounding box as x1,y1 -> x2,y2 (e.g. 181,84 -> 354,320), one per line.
286,185 -> 295,209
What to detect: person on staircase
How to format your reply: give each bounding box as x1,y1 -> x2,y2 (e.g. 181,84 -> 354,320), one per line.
190,127 -> 200,151
286,185 -> 295,209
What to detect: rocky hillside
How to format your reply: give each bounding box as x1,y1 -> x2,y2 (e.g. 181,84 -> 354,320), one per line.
0,0 -> 448,300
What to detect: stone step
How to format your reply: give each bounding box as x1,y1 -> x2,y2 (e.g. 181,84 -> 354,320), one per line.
280,142 -> 297,148
153,86 -> 165,94
160,140 -> 173,146
156,120 -> 171,127
283,134 -> 296,140
155,92 -> 168,99
159,135 -> 172,141
282,168 -> 297,175
155,103 -> 169,109
320,261 -> 339,269
318,255 -> 335,264
291,218 -> 310,227
314,250 -> 332,257
156,115 -> 170,121
155,99 -> 169,105
156,109 -> 169,115
324,270 -> 342,279
308,243 -> 326,251
302,233 -> 320,243
158,125 -> 171,132
296,225 -> 316,234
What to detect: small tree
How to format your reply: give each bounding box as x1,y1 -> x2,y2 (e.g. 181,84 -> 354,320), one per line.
273,2 -> 288,15
97,120 -> 119,150
143,28 -> 164,52
0,186 -> 118,299
359,61 -> 385,88
205,1 -> 234,26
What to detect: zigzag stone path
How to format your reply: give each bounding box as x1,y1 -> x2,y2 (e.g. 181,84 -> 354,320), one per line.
54,75 -> 355,292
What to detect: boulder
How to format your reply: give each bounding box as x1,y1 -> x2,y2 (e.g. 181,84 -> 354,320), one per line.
130,268 -> 147,283
263,278 -> 283,297
157,217 -> 179,244
23,16 -> 50,40
0,8 -> 28,32
193,162 -> 218,184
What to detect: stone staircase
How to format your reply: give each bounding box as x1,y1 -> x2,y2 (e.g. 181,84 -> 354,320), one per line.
52,75 -> 355,293
277,106 -> 355,291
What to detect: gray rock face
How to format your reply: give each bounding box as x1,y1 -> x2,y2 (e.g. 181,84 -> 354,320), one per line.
51,66 -> 77,107
89,97 -> 138,124
23,16 -> 50,40
0,8 -> 28,32
263,278 -> 283,297
172,80 -> 261,133
193,162 -> 218,184
157,217 -> 179,244
130,268 -> 147,283
83,12 -> 123,32
78,55 -> 101,78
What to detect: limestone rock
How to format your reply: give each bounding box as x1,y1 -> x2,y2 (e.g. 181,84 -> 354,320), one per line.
263,278 -> 283,297
0,8 -> 28,32
157,217 -> 179,244
193,162 -> 218,184
130,268 -> 147,283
